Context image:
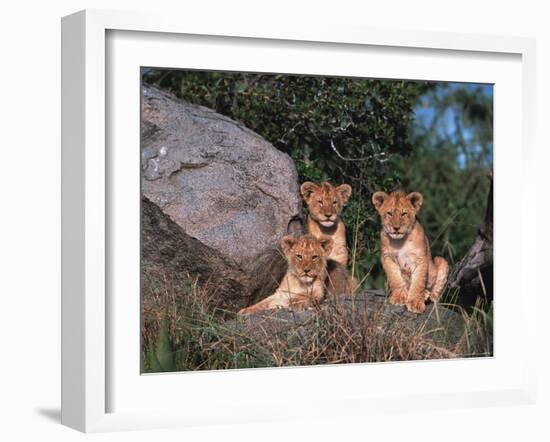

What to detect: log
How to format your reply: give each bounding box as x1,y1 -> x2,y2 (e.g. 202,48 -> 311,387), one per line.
450,174 -> 493,305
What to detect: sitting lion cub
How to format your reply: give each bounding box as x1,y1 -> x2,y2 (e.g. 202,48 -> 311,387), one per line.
300,181 -> 352,265
238,234 -> 333,315
372,191 -> 449,314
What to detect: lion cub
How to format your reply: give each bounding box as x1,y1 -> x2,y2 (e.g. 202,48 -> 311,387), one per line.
372,191 -> 449,314
300,181 -> 352,265
238,234 -> 333,315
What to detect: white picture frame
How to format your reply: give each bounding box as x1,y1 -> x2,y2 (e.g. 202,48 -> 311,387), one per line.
61,9 -> 537,433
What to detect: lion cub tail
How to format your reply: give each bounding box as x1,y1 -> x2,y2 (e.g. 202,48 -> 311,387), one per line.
244,244 -> 288,306
325,260 -> 357,297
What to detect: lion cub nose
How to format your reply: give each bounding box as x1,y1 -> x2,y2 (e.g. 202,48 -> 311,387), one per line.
393,226 -> 400,232
304,268 -> 311,274
324,213 -> 332,218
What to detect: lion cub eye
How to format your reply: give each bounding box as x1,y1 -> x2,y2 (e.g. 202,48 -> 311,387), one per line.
311,255 -> 319,261
386,211 -> 393,217
332,200 -> 337,206
295,254 -> 303,261
317,200 -> 323,206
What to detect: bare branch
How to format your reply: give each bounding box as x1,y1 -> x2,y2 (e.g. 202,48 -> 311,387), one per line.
330,139 -> 387,163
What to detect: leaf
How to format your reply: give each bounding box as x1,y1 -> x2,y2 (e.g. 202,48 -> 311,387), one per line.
155,318 -> 175,372
146,342 -> 162,373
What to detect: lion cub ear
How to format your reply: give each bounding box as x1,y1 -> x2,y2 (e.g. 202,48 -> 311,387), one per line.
372,191 -> 387,210
300,181 -> 318,201
318,236 -> 334,257
336,184 -> 352,204
281,235 -> 297,255
407,192 -> 423,211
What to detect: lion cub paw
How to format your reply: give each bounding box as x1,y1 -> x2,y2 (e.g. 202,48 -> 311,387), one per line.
389,287 -> 408,306
406,297 -> 426,314
238,306 -> 255,315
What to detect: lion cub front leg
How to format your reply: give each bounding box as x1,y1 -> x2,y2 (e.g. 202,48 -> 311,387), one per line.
382,255 -> 408,306
406,259 -> 429,314
428,256 -> 449,302
238,289 -> 289,315
330,242 -> 349,266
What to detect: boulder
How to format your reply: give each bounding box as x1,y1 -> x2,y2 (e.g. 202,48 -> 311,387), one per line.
141,85 -> 303,307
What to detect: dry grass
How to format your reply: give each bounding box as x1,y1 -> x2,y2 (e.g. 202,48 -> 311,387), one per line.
141,268 -> 493,373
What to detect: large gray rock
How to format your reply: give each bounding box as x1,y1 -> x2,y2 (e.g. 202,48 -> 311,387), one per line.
141,85 -> 303,307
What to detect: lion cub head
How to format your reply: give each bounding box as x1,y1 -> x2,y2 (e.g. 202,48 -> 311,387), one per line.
372,191 -> 423,240
300,181 -> 352,228
281,234 -> 333,284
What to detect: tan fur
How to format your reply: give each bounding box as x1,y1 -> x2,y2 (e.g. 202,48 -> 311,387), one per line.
372,191 -> 449,314
300,181 -> 352,265
238,234 -> 334,315
325,260 -> 357,297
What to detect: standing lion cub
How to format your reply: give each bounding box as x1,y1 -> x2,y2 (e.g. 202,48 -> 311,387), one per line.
300,181 -> 352,265
372,191 -> 449,314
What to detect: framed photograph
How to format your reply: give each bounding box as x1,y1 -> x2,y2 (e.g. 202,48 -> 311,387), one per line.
61,9 -> 537,433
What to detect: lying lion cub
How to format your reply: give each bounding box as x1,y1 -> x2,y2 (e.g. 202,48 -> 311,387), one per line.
300,181 -> 352,265
239,234 -> 352,315
372,191 -> 449,314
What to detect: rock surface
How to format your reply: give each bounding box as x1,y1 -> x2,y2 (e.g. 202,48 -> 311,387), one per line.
141,85 -> 303,306
141,197 -> 248,306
